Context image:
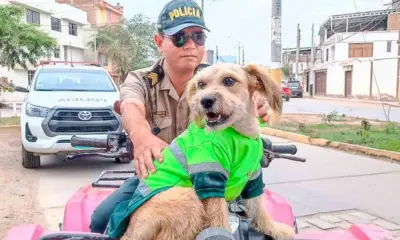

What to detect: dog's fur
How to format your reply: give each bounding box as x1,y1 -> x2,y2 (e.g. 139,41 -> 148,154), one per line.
120,63 -> 293,240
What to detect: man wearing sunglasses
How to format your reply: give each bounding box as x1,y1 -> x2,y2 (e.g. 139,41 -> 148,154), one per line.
90,0 -> 271,235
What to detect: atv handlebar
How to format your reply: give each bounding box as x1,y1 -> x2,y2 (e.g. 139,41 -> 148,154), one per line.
66,131 -> 306,165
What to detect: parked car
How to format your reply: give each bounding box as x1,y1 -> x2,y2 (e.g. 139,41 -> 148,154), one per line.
281,82 -> 291,102
287,80 -> 303,98
20,61 -> 127,169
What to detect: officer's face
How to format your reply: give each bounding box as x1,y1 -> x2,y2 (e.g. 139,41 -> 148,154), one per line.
156,27 -> 205,72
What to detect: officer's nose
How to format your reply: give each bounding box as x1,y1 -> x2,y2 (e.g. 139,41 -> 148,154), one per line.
200,96 -> 215,109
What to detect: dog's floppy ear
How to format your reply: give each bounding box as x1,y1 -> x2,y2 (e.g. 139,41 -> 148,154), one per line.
185,77 -> 205,128
244,64 -> 283,125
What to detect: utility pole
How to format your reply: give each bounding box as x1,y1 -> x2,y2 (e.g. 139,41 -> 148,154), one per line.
310,23 -> 315,97
295,23 -> 300,80
201,0 -> 204,11
270,0 -> 282,84
216,45 -> 219,63
242,47 -> 245,65
237,42 -> 241,65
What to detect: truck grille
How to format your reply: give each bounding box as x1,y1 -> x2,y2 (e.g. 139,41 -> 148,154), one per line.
46,109 -> 120,134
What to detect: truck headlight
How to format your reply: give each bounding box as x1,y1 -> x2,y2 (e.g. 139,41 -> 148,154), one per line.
26,103 -> 50,118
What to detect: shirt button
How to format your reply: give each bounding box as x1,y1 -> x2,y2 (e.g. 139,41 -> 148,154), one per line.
178,105 -> 183,110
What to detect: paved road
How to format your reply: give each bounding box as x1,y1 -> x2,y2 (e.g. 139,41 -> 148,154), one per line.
1,127 -> 399,236
283,98 -> 400,122
28,134 -> 400,233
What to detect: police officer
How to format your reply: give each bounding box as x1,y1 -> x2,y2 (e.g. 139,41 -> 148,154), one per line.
90,0 -> 270,234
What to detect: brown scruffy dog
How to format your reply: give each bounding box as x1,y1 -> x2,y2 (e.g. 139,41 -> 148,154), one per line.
116,63 -> 293,240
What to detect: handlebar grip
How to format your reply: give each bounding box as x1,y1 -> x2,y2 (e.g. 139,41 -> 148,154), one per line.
70,135 -> 108,149
271,145 -> 297,155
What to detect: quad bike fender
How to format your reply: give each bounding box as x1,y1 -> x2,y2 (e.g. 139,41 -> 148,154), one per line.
263,188 -> 296,227
63,184 -> 115,232
3,224 -> 49,240
293,224 -> 396,240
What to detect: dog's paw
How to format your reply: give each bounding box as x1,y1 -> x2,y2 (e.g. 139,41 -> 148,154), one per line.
267,222 -> 295,239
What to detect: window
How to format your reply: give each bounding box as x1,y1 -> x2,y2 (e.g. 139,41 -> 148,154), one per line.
348,43 -> 373,58
34,69 -> 116,92
54,47 -> 60,58
68,22 -> 77,36
28,70 -> 36,86
51,17 -> 61,32
26,9 -> 40,25
387,41 -> 392,52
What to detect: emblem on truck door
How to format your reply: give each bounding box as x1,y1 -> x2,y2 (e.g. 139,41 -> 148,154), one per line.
78,111 -> 92,121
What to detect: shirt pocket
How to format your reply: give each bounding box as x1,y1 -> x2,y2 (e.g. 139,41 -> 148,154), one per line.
154,116 -> 172,143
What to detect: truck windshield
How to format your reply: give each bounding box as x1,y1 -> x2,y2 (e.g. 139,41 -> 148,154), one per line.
288,82 -> 300,87
34,69 -> 116,92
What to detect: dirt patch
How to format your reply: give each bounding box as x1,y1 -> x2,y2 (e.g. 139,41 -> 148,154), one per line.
0,127 -> 46,238
281,113 -> 387,126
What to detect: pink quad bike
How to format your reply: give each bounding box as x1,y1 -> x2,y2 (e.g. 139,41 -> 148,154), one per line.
3,132 -> 397,240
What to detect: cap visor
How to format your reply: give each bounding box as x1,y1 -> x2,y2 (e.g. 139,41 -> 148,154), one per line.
163,23 -> 210,36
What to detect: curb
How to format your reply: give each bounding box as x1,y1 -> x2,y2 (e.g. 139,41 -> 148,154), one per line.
303,95 -> 400,106
261,127 -> 400,162
0,125 -> 20,129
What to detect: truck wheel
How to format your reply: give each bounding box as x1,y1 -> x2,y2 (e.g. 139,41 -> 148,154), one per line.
115,157 -> 131,164
285,96 -> 290,102
22,145 -> 41,169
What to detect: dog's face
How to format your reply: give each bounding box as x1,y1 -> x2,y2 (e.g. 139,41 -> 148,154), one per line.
186,63 -> 282,135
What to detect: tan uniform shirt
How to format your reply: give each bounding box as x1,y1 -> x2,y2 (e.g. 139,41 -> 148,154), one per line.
120,57 -> 190,144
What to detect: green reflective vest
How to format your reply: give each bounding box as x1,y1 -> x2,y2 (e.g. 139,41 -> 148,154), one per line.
106,121 -> 265,238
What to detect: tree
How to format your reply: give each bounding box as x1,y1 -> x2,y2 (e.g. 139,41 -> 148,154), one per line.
87,14 -> 160,82
281,64 -> 291,79
0,5 -> 57,70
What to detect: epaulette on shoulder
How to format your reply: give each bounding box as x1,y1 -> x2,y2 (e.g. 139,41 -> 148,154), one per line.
143,64 -> 164,88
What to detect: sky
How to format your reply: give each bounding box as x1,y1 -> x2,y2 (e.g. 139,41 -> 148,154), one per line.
105,0 -> 392,65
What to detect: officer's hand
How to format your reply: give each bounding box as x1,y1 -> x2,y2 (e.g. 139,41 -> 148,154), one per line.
133,133 -> 168,179
257,100 -> 270,123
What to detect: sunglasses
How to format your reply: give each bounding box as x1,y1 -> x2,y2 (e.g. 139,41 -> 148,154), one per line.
168,31 -> 207,48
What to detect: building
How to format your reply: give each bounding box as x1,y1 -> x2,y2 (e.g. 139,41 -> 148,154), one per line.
310,9 -> 400,101
215,55 -> 237,64
281,47 -> 313,84
56,0 -> 124,82
201,50 -> 215,65
0,0 -> 88,88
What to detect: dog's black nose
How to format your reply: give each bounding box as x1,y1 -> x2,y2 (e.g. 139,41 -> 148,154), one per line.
201,97 -> 215,109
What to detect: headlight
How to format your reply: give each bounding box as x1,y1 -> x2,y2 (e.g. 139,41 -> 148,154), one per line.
26,103 -> 50,118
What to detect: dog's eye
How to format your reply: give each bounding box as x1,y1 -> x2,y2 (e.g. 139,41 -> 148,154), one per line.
197,81 -> 206,89
223,77 -> 236,87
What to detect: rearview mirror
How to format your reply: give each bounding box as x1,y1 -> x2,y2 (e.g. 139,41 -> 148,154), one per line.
15,86 -> 29,92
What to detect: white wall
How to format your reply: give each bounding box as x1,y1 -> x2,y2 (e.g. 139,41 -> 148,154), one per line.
316,31 -> 399,100
373,59 -> 398,98
326,65 -> 345,95
352,61 -> 372,96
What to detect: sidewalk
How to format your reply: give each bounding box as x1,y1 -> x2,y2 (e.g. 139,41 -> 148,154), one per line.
262,135 -> 400,231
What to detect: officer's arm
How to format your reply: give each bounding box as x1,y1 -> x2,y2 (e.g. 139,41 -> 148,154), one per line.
120,72 -> 152,142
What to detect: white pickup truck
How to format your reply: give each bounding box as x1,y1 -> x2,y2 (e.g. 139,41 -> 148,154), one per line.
19,61 -> 128,169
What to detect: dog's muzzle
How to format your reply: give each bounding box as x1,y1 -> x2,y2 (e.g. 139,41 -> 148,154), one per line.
200,96 -> 230,127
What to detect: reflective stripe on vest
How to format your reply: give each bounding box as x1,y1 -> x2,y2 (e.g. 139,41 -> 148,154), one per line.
170,139 -> 229,178
137,139 -> 230,197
